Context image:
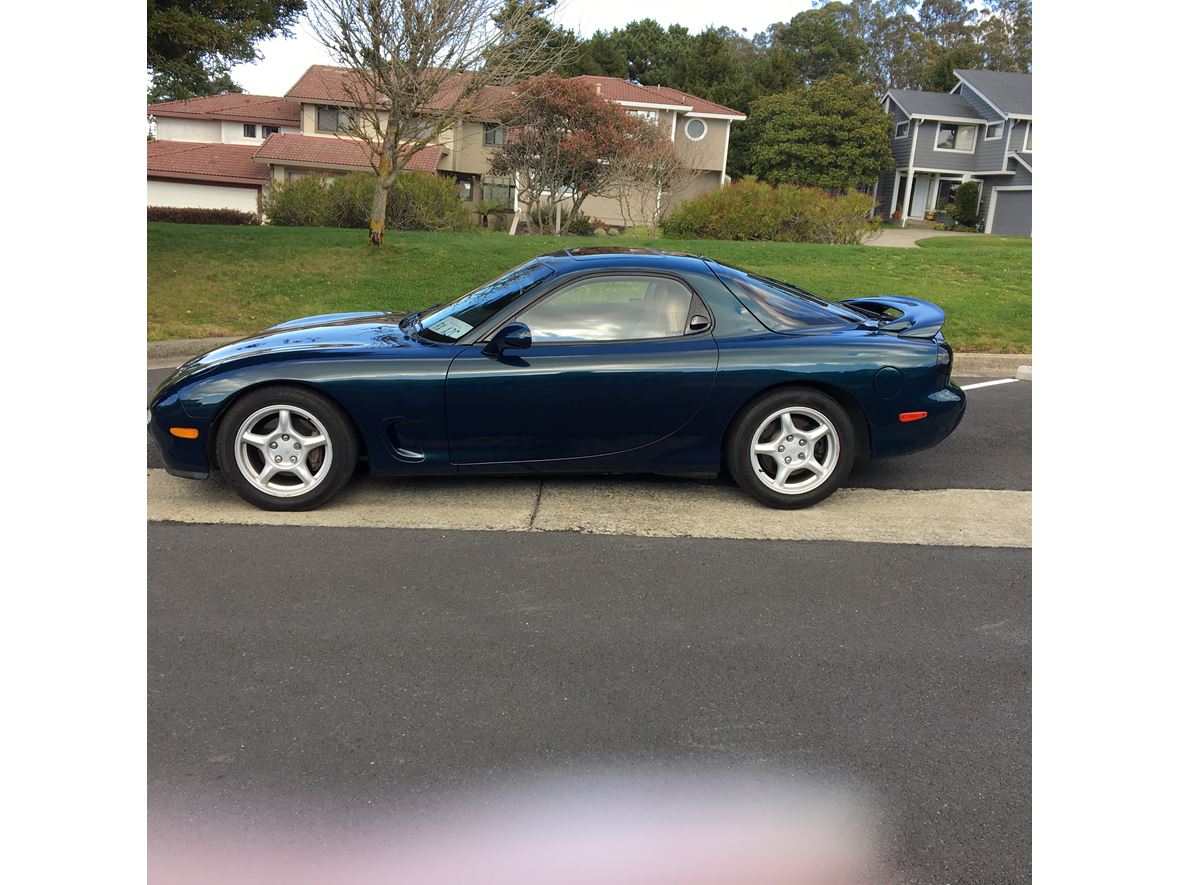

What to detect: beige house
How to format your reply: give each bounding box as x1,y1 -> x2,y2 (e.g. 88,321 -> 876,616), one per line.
147,66 -> 745,226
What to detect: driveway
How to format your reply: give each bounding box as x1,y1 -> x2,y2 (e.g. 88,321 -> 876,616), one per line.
863,227 -> 977,248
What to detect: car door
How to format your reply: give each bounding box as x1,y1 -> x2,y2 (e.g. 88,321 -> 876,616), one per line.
445,272 -> 718,465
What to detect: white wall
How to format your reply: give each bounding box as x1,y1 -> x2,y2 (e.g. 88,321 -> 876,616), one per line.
148,179 -> 260,213
219,121 -> 299,144
154,117 -> 298,144
154,118 -> 221,143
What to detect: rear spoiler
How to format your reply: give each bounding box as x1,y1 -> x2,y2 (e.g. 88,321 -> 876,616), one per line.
840,296 -> 945,340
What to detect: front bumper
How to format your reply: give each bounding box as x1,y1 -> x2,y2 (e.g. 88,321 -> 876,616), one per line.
148,393 -> 213,479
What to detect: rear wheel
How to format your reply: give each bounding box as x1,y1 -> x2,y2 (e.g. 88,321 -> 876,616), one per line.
725,388 -> 855,509
216,386 -> 358,511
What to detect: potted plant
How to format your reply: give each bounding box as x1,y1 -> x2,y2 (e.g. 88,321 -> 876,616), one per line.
891,210 -> 902,222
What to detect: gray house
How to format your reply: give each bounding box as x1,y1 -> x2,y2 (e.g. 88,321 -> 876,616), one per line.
877,69 -> 1032,236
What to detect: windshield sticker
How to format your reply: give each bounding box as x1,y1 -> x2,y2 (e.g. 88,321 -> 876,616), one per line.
426,316 -> 474,338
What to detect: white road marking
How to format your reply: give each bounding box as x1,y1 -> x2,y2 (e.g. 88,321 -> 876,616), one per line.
959,378 -> 1022,391
147,469 -> 1031,548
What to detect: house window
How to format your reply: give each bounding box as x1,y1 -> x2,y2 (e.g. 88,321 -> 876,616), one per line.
627,109 -> 660,125
456,178 -> 473,201
935,123 -> 976,152
985,122 -> 1002,140
243,124 -> 257,138
1023,122 -> 1033,151
684,118 -> 707,141
895,120 -> 910,139
483,122 -> 505,146
481,175 -> 515,209
935,179 -> 962,210
317,106 -> 352,133
262,125 -> 280,137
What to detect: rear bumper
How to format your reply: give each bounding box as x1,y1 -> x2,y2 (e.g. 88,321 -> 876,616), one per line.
869,382 -> 966,457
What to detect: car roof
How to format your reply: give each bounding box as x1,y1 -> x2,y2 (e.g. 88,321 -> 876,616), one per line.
536,246 -> 709,273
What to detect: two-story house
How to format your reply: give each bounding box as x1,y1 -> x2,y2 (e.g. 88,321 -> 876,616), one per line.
877,69 -> 1032,236
147,66 -> 745,224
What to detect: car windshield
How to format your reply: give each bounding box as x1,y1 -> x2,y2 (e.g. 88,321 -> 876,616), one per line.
414,261 -> 555,342
710,262 -> 866,330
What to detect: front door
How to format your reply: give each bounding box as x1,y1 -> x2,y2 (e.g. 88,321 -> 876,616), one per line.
445,273 -> 718,465
909,174 -> 931,217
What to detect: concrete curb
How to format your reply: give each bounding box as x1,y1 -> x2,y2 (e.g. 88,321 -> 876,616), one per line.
148,337 -> 1030,378
148,336 -> 238,362
954,353 -> 1031,377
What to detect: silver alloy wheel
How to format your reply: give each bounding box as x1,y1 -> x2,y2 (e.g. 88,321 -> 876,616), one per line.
233,404 -> 334,498
748,405 -> 841,495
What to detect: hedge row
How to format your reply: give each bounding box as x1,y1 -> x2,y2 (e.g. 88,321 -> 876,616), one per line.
147,206 -> 260,225
262,172 -> 471,231
663,179 -> 876,244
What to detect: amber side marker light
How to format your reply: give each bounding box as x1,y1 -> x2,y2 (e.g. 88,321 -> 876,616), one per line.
898,412 -> 928,423
169,427 -> 200,439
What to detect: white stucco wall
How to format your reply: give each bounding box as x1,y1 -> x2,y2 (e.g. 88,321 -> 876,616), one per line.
220,121 -> 299,144
153,117 -> 298,144
154,118 -> 222,142
148,179 -> 260,212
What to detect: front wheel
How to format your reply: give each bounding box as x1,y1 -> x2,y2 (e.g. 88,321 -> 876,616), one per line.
216,386 -> 358,511
725,388 -> 855,509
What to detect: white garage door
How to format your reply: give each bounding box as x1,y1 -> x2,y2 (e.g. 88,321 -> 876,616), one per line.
148,179 -> 260,213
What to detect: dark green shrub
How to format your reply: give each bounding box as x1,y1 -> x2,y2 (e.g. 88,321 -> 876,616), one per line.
948,181 -> 980,228
385,172 -> 471,231
566,213 -> 594,236
328,172 -> 377,228
147,206 -> 259,225
663,179 -> 875,244
263,171 -> 470,230
262,173 -> 333,226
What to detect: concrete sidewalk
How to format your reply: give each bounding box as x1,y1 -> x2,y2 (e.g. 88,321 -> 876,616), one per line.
862,228 -> 976,248
148,469 -> 1032,548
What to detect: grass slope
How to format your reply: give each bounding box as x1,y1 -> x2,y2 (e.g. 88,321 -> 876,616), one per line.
148,224 -> 1031,352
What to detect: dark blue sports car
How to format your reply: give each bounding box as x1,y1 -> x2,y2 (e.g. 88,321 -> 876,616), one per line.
149,247 -> 965,510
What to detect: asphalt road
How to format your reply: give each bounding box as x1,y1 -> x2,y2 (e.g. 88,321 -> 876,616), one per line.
149,524 -> 1030,884
147,364 -> 1031,882
147,367 -> 1031,491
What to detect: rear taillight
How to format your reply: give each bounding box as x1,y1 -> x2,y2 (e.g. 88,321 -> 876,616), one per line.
936,341 -> 953,378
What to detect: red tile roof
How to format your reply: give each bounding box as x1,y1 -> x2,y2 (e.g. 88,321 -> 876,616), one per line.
252,133 -> 444,173
639,84 -> 746,119
568,76 -> 686,109
286,65 -> 510,122
147,140 -> 271,186
148,93 -> 301,126
285,65 -> 744,122
570,76 -> 744,118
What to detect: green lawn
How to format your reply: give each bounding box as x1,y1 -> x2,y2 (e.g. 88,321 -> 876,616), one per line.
148,223 -> 1031,352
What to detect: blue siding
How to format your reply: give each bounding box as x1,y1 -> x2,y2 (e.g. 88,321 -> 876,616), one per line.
878,98 -> 913,217
957,84 -> 1008,172
911,119 -> 982,172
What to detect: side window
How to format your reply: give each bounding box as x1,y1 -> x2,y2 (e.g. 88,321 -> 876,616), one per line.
518,275 -> 695,343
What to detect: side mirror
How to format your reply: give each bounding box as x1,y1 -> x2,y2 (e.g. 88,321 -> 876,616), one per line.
483,322 -> 532,357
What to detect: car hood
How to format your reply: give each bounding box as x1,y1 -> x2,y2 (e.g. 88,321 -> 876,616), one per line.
153,311 -> 421,401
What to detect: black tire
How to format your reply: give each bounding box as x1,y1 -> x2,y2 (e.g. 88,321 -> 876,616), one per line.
725,387 -> 856,509
216,385 -> 358,512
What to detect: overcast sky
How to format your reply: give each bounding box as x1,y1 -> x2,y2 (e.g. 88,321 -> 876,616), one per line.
230,0 -> 814,96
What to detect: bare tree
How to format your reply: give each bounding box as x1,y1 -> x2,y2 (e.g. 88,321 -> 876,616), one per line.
604,124 -> 701,233
308,0 -> 566,245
